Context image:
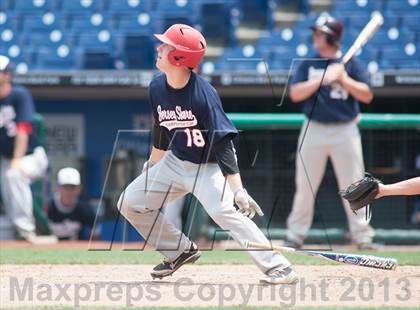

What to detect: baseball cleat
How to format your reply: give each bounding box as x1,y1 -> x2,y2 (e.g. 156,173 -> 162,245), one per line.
150,243 -> 201,279
260,266 -> 299,285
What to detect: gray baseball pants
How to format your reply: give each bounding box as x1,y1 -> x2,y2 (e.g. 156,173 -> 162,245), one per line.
118,151 -> 291,273
287,119 -> 375,244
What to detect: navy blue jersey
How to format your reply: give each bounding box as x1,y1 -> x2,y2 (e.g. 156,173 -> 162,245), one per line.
149,72 -> 237,164
0,85 -> 39,158
291,55 -> 371,123
48,196 -> 95,240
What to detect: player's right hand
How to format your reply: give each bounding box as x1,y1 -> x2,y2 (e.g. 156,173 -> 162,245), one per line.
322,63 -> 345,85
234,188 -> 264,219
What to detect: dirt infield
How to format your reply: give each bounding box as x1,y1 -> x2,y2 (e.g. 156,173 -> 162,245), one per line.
1,264 -> 418,308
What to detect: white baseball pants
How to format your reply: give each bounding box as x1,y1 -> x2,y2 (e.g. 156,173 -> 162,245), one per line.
0,146 -> 48,235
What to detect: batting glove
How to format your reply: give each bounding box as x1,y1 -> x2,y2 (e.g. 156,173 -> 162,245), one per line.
234,188 -> 264,219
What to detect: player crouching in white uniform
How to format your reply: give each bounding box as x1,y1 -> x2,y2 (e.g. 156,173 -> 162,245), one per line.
0,55 -> 55,244
117,24 -> 297,285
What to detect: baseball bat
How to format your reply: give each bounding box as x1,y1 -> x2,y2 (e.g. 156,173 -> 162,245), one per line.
245,241 -> 398,271
341,13 -> 384,64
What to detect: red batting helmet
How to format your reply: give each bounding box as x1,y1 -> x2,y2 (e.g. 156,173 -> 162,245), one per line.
310,15 -> 343,46
154,24 -> 207,69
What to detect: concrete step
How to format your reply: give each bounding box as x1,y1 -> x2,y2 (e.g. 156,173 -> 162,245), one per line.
235,26 -> 270,44
310,0 -> 333,13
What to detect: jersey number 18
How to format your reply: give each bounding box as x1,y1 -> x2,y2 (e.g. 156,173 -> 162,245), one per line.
184,128 -> 205,147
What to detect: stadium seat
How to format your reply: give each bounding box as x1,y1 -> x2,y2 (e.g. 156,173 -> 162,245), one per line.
334,0 -> 383,12
402,14 -> 420,32
83,50 -> 114,69
60,0 -> 105,14
380,12 -> 399,29
77,30 -> 114,50
0,0 -> 11,11
259,29 -> 310,47
386,44 -> 419,61
12,0 -> 55,12
333,9 -> 370,22
215,58 -> 260,71
201,60 -> 215,74
356,46 -> 379,63
153,14 -> 194,34
1,44 -> 24,63
396,61 -> 420,70
117,12 -> 154,34
21,12 -> 63,33
120,34 -> 155,69
379,59 -> 397,70
269,59 -> 291,70
386,0 -> 419,13
348,27 -> 415,47
69,13 -> 112,32
107,0 -> 152,13
0,29 -> 20,48
0,12 -> 20,31
154,0 -> 194,14
216,44 -> 276,72
35,45 -> 83,70
238,0 -> 271,26
221,45 -> 263,60
21,30 -> 68,48
270,46 -> 296,63
150,0 -> 198,34
0,46 -> 30,73
197,0 -> 233,43
347,13 -> 382,29
294,14 -> 318,30
0,0 -> 418,72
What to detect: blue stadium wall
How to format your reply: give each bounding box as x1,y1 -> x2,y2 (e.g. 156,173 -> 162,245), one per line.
36,99 -> 151,198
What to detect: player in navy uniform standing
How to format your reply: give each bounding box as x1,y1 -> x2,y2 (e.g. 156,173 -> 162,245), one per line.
118,24 -> 297,284
0,55 -> 51,243
285,15 -> 376,250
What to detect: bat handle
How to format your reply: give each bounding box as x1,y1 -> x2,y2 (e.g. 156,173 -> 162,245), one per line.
245,241 -> 260,249
245,241 -> 297,253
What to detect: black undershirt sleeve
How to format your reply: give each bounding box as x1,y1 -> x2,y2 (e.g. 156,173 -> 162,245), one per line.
213,135 -> 239,176
153,124 -> 170,151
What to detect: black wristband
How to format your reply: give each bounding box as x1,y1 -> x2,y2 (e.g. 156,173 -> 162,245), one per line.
213,137 -> 239,175
153,124 -> 169,150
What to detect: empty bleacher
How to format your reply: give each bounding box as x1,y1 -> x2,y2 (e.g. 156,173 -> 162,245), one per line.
0,0 -> 418,72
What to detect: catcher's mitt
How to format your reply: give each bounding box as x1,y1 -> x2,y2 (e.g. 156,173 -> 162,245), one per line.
339,173 -> 381,215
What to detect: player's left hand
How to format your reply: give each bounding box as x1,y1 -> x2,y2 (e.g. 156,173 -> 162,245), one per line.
323,63 -> 346,85
234,188 -> 264,219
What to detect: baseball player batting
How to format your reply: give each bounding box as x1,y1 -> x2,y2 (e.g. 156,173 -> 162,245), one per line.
117,24 -> 297,285
285,15 -> 376,250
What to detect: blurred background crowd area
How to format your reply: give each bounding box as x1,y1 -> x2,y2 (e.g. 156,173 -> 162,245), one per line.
0,0 -> 419,243
0,0 -> 419,73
